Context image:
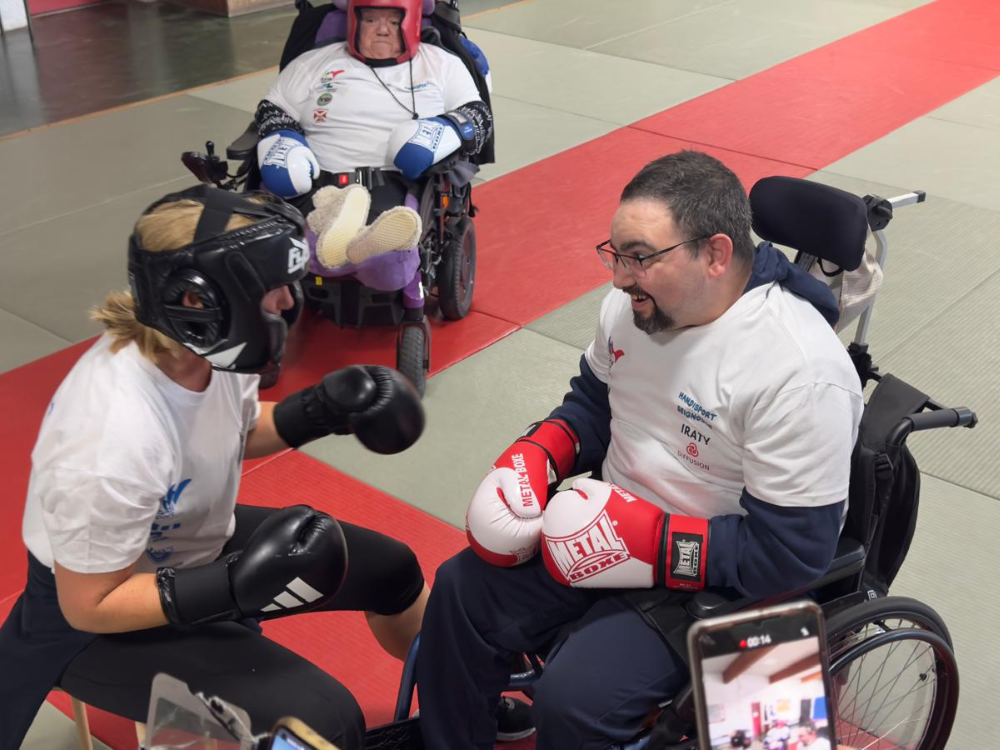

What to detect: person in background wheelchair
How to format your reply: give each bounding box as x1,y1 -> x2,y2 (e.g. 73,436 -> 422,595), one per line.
416,150 -> 865,749
255,0 -> 493,296
0,186 -> 428,750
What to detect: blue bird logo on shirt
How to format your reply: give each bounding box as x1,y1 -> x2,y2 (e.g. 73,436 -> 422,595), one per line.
156,479 -> 191,520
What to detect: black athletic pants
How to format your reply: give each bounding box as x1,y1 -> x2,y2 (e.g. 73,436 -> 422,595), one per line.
58,505 -> 425,749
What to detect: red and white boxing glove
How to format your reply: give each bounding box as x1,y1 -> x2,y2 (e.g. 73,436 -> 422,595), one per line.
466,419 -> 579,567
541,478 -> 709,591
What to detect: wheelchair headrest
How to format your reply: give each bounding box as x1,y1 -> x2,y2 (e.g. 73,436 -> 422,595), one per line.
750,176 -> 868,272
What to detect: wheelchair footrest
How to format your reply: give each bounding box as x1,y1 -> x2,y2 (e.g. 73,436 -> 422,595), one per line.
304,277 -> 405,328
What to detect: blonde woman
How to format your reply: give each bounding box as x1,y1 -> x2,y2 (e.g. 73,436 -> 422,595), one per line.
0,186 -> 428,750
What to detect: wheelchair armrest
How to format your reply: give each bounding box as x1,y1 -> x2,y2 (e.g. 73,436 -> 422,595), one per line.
686,536 -> 866,620
227,122 -> 259,161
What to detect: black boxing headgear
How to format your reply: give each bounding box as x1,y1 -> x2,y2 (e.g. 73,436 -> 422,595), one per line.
128,185 -> 309,374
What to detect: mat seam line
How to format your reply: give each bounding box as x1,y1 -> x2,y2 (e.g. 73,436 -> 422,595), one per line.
0,175 -> 194,241
0,307 -> 74,346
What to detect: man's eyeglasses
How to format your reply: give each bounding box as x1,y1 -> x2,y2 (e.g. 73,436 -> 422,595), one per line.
596,236 -> 710,278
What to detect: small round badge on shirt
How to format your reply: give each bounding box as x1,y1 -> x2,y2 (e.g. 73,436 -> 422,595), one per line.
317,93 -> 333,106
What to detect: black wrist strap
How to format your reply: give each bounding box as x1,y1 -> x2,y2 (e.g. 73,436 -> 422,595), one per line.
273,385 -> 350,448
158,557 -> 240,626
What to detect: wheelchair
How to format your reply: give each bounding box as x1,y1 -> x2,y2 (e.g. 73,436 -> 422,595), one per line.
362,176 -> 976,750
181,0 -> 493,394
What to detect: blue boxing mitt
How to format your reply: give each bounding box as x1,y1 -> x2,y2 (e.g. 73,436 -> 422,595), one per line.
258,130 -> 320,198
388,112 -> 475,180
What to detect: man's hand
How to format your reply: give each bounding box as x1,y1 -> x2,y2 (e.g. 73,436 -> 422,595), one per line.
466,420 -> 578,566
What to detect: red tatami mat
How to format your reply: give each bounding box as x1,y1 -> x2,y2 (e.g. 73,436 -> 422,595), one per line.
470,129 -> 812,325
632,0 -> 1000,169
262,305 -> 516,400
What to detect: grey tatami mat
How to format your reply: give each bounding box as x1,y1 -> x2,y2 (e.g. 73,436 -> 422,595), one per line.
822,116 -> 1000,213
0,308 -> 72,374
802,172 -> 1000,498
466,0 -> 735,52
806,171 -> 1000,358
588,0 -> 901,81
526,282 -> 612,350
876,273 -> 1000,500
476,95 -> 619,182
22,700 -> 113,750
0,96 -> 261,237
302,328 -> 585,528
464,29 -> 730,126
890,474 -> 1000,747
188,71 -> 277,115
0,177 -> 194,353
928,75 -> 1000,133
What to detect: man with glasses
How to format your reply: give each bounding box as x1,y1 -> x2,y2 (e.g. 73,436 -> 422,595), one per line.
417,151 -> 863,749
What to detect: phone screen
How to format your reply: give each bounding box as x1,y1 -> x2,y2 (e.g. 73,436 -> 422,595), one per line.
271,727 -> 314,750
694,608 -> 834,750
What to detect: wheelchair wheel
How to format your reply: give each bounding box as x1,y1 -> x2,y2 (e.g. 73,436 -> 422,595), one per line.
825,596 -> 958,750
437,217 -> 476,321
397,324 -> 428,397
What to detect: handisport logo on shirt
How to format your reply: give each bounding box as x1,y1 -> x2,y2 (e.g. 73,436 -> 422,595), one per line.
676,391 -> 717,430
544,510 -> 630,583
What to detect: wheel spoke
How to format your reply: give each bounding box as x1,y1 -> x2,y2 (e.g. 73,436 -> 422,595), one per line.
834,633 -> 941,749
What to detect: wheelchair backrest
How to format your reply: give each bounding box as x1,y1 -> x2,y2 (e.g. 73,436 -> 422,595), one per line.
278,0 -> 495,164
846,373 -> 929,599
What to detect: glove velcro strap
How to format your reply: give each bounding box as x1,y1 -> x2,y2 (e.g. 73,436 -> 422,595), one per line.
158,558 -> 240,626
519,419 -> 580,482
274,384 -> 352,449
656,514 -> 709,591
441,110 -> 476,149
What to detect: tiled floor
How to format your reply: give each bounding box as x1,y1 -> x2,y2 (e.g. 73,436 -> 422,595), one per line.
2,0 -> 997,746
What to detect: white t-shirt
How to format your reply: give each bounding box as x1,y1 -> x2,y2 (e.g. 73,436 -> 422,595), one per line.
265,42 -> 482,172
21,335 -> 261,574
803,737 -> 832,750
584,283 -> 863,519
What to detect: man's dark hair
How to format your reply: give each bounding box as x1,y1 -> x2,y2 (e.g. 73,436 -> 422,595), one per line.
620,150 -> 755,267
799,720 -> 818,733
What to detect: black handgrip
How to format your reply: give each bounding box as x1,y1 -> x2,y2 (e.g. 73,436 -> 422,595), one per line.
908,407 -> 977,432
888,407 -> 978,447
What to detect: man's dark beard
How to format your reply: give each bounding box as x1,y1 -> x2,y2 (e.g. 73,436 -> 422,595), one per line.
624,286 -> 674,334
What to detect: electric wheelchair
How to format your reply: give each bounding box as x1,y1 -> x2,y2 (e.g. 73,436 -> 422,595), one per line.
182,0 -> 493,394
363,176 -> 976,750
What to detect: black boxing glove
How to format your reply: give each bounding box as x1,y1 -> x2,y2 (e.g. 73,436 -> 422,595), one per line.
273,365 -> 425,455
156,505 -> 348,626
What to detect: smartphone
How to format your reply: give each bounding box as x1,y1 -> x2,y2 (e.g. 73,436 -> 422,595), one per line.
269,717 -> 341,750
687,601 -> 836,750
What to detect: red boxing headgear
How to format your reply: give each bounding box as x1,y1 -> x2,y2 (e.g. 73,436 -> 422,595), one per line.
347,0 -> 426,65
